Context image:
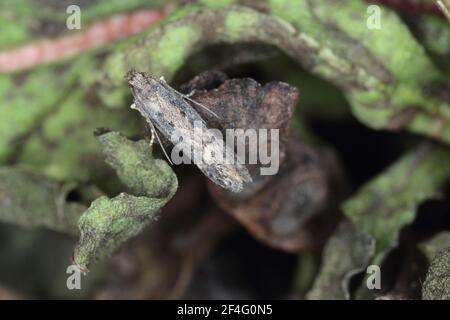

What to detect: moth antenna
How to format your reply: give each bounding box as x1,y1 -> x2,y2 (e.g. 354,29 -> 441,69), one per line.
182,94 -> 220,119
158,79 -> 220,118
148,120 -> 173,165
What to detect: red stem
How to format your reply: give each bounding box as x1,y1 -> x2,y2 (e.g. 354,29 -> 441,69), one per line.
0,8 -> 166,74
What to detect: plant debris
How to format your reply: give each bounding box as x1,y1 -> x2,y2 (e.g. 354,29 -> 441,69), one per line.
0,0 -> 450,300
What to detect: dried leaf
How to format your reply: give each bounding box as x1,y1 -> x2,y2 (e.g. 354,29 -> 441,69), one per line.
210,140 -> 342,251
178,72 -> 342,251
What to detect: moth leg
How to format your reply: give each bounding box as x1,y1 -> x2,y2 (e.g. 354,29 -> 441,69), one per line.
185,89 -> 196,98
143,123 -> 156,146
148,120 -> 174,165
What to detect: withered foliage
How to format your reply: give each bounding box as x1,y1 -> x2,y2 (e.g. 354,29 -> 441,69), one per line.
181,71 -> 344,252
1,0 -> 450,301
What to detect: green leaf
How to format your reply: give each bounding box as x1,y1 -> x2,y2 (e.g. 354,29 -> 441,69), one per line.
420,231 -> 450,262
422,247 -> 450,300
307,220 -> 375,300
343,144 -> 450,263
73,131 -> 177,270
0,166 -> 85,234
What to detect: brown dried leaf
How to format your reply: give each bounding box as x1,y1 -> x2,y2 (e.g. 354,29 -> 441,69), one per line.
181,71 -> 343,251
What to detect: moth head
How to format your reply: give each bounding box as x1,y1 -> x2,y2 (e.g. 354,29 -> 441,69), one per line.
126,69 -> 146,87
128,70 -> 163,88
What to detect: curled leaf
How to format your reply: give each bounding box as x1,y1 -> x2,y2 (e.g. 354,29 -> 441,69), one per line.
73,131 -> 177,269
0,166 -> 85,234
180,71 -> 343,251
408,14 -> 450,57
95,130 -> 177,197
420,231 -> 450,262
307,220 -> 375,300
343,144 -> 450,264
74,193 -> 171,270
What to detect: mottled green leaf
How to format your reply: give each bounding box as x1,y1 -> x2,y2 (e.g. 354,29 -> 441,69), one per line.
73,131 -> 177,270
422,247 -> 450,300
420,231 -> 450,262
0,166 -> 85,234
343,144 -> 450,263
307,220 -> 375,300
96,131 -> 176,198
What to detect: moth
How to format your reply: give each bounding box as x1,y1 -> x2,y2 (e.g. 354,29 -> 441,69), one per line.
127,70 -> 252,192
